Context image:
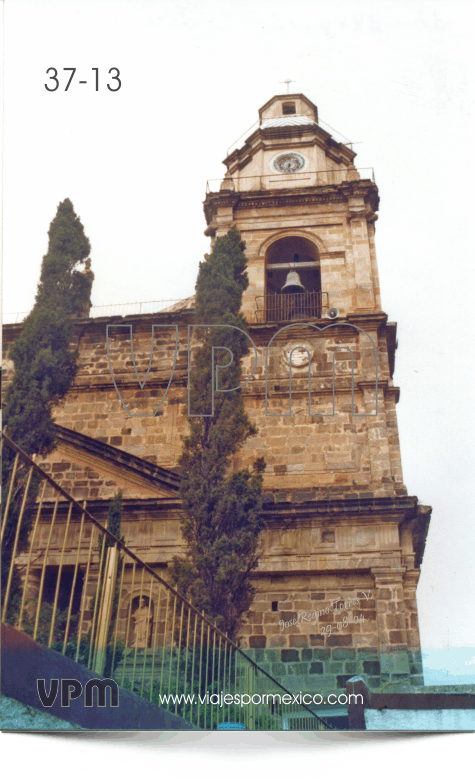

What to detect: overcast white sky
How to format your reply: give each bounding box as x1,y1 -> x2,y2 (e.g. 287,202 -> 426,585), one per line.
3,0 -> 475,667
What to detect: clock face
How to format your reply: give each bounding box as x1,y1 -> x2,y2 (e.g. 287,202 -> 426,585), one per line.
273,152 -> 305,173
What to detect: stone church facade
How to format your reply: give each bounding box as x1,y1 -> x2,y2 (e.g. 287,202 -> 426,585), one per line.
3,93 -> 431,697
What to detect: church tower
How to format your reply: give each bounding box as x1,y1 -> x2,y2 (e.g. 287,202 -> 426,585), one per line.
204,94 -> 431,695
2,93 -> 433,711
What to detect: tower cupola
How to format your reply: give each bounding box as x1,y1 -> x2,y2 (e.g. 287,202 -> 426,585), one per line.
258,93 -> 319,129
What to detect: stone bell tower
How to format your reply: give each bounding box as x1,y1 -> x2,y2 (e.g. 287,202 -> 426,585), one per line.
203,94 -> 432,696
204,93 -> 380,321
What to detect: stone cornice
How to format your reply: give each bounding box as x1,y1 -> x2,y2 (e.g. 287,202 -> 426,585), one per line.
36,492 -> 425,525
348,208 -> 378,224
249,312 -> 390,338
3,312 -> 395,349
241,379 -> 398,402
223,120 -> 356,171
67,372 -> 188,392
203,180 -> 379,226
34,489 -> 431,571
38,497 -> 184,519
412,505 -> 431,570
255,552 -> 405,578
346,312 -> 388,331
53,424 -> 181,493
261,495 -> 419,522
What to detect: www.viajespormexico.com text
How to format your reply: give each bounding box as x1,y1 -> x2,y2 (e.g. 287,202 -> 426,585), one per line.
156,691 -> 362,707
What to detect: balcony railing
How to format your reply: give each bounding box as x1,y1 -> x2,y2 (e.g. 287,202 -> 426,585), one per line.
255,291 -> 329,323
206,168 -> 374,194
1,434 -> 333,731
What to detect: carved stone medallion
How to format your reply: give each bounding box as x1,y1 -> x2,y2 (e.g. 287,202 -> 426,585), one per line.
282,341 -> 314,369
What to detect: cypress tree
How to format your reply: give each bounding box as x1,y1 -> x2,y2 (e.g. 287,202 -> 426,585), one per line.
2,198 -> 92,596
3,198 -> 92,456
169,228 -> 266,641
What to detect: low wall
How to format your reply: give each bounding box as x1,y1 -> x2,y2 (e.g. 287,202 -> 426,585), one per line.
346,676 -> 475,731
1,623 -> 194,730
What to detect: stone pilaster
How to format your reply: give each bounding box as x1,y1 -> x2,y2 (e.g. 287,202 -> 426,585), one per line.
348,200 -> 375,310
372,567 -> 411,681
403,569 -> 424,684
362,386 -> 393,487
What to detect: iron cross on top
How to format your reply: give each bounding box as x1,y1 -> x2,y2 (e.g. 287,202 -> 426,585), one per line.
280,79 -> 296,94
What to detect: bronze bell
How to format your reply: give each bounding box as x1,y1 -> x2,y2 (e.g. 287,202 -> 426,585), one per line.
281,270 -> 305,294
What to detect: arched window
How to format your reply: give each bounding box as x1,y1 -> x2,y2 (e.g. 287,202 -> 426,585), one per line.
262,236 -> 321,322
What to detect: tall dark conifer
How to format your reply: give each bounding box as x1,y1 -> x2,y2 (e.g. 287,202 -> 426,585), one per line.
3,198 -> 92,456
170,228 -> 266,641
2,199 -> 92,594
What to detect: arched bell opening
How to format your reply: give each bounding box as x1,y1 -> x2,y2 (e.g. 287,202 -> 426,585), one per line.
263,236 -> 322,322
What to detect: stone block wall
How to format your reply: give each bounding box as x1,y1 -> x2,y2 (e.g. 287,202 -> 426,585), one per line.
36,454 -> 153,503
241,580 -> 424,692
1,310 -> 405,499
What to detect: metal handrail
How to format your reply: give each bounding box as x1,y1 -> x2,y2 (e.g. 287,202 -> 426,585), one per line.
3,299 -> 194,325
1,433 -> 333,730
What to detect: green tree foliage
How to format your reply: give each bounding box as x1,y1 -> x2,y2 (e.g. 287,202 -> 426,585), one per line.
3,198 -> 92,457
103,489 -> 125,548
169,229 -> 266,641
2,199 -> 92,594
